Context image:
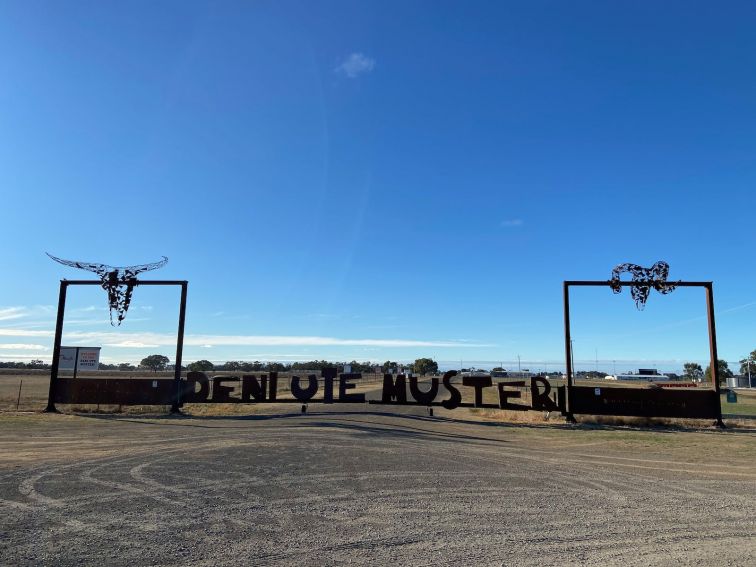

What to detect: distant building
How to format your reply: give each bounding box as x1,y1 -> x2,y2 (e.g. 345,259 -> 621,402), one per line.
727,375 -> 755,388
605,370 -> 669,382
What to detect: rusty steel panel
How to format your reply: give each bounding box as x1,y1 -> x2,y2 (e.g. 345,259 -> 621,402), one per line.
568,386 -> 719,419
54,378 -> 176,405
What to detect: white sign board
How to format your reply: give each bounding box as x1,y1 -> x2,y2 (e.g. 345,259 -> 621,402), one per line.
59,347 -> 101,372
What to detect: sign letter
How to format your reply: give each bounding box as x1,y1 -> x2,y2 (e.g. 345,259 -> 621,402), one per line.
382,374 -> 407,403
441,370 -> 461,410
291,375 -> 318,402
339,373 -> 365,403
409,376 -> 438,405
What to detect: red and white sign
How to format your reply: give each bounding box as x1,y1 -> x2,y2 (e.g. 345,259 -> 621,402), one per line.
59,347 -> 101,371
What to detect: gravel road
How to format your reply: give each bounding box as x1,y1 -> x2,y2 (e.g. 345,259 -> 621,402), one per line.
1,408 -> 754,566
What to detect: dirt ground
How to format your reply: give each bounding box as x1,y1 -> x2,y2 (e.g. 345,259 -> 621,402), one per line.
1,403 -> 754,566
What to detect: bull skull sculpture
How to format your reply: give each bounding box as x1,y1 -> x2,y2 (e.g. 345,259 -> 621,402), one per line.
610,261 -> 678,310
47,253 -> 168,325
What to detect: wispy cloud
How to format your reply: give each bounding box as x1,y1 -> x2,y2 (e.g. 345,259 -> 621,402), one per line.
0,329 -> 53,337
48,330 -> 492,349
243,353 -> 319,359
0,305 -> 54,322
0,307 -> 28,321
0,353 -> 51,361
103,341 -> 161,348
0,343 -> 48,350
335,53 -> 375,78
0,325 -> 497,349
71,305 -> 102,313
500,219 -> 524,227
719,300 -> 756,315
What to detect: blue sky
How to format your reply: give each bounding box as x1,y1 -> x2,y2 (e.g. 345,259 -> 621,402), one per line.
1,1 -> 756,373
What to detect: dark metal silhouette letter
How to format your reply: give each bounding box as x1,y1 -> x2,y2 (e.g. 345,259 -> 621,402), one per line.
291,375 -> 319,402
242,375 -> 268,402
382,374 -> 407,403
339,373 -> 365,403
497,381 -> 527,410
441,371 -> 461,410
409,376 -> 439,405
463,375 -> 493,407
530,377 -> 558,411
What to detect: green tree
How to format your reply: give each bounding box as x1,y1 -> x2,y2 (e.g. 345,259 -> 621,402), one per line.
140,354 -> 170,372
382,361 -> 399,373
704,359 -> 733,383
412,358 -> 439,375
682,362 -> 703,380
739,349 -> 756,375
118,363 -> 136,371
188,360 -> 214,372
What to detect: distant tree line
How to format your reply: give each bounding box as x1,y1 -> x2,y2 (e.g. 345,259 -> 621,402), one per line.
184,358 -> 441,375
0,357 -> 439,374
14,354 -> 745,383
0,360 -> 49,369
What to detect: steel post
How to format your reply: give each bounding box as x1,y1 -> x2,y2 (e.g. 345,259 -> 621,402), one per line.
705,283 -> 725,428
563,282 -> 576,422
45,281 -> 68,413
171,282 -> 188,414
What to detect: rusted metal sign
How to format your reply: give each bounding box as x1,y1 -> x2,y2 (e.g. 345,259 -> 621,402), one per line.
44,262 -> 726,425
54,377 -> 176,405
53,370 -> 564,413
567,386 -> 719,419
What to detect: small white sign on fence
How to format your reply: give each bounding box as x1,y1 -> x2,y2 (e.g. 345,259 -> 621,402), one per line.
59,346 -> 101,372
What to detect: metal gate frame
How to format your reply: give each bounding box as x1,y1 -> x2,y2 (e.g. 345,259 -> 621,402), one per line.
562,280 -> 723,426
44,279 -> 188,413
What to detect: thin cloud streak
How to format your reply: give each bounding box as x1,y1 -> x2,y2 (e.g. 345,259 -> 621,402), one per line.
0,327 -> 493,349
76,331 -> 493,348
0,307 -> 28,321
0,329 -> 54,337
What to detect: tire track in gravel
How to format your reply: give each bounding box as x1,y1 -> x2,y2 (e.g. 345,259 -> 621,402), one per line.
2,414 -> 754,566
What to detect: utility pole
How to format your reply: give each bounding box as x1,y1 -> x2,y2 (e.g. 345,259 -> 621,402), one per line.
517,354 -> 521,372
